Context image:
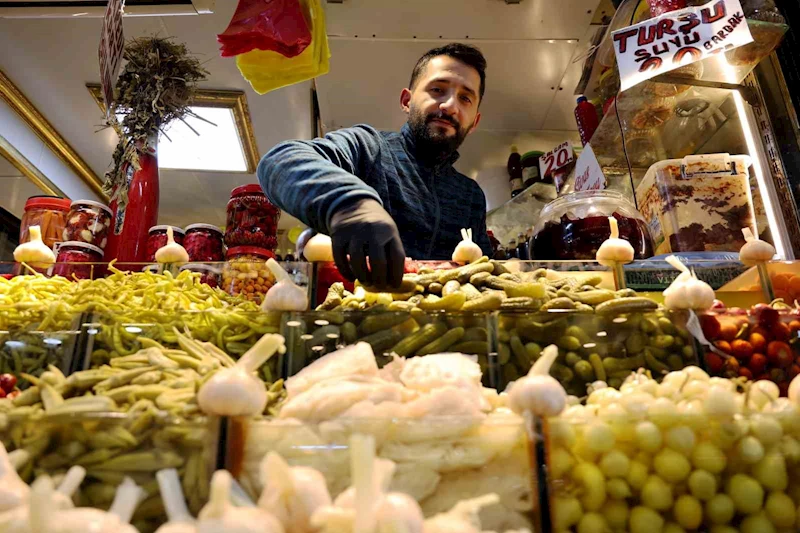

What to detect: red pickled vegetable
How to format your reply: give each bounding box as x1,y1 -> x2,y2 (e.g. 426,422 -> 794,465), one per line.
0,373 -> 17,393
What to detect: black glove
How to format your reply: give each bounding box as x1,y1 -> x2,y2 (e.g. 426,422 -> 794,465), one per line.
329,198 -> 405,290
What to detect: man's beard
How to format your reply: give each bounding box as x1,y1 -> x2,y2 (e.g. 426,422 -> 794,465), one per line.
408,106 -> 472,162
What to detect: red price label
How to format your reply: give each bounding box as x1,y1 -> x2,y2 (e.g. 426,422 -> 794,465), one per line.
539,141 -> 575,181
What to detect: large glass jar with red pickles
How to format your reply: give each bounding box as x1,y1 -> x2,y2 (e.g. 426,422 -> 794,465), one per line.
222,246 -> 276,304
53,241 -> 104,280
699,302 -> 800,396
63,200 -> 112,251
147,226 -> 185,262
225,185 -> 280,250
184,223 -> 225,262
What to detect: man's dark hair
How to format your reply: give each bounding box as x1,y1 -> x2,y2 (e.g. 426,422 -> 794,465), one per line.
409,43 -> 487,103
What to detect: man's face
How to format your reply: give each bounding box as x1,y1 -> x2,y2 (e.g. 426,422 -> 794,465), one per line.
401,56 -> 482,159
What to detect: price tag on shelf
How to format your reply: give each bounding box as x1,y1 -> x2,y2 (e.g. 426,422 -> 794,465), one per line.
99,0 -> 125,117
611,0 -> 753,92
573,144 -> 606,192
539,141 -> 575,183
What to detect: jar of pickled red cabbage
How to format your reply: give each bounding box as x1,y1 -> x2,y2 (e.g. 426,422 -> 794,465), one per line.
224,185 -> 280,250
53,241 -> 104,280
63,200 -> 112,250
530,190 -> 654,260
184,223 -> 224,262
147,226 -> 185,262
180,263 -> 221,288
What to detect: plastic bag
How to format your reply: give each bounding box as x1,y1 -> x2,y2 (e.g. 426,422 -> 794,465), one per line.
236,0 -> 330,95
218,0 -> 312,58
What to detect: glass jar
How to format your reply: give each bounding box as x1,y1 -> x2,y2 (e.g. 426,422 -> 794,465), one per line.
20,196 -> 71,249
224,185 -> 280,249
53,241 -> 104,280
63,200 -> 112,251
222,246 -> 276,304
184,224 -> 225,262
741,0 -> 785,23
146,226 -> 185,262
180,263 -> 221,288
647,0 -> 687,16
530,190 -> 654,260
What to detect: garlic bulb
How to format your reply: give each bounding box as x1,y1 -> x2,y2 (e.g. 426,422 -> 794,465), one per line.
13,226 -> 55,268
739,227 -> 775,266
198,470 -> 283,533
155,227 -> 190,264
452,228 -> 483,265
261,259 -> 308,311
0,442 -> 30,512
303,234 -> 334,262
258,452 -> 331,532
197,333 -> 285,416
155,469 -> 197,533
422,493 -> 500,533
508,344 -> 567,417
596,216 -> 634,267
663,255 -> 715,311
48,477 -> 144,533
788,373 -> 800,407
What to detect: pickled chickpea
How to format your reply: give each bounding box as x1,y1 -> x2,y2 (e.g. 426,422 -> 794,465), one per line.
222,246 -> 276,304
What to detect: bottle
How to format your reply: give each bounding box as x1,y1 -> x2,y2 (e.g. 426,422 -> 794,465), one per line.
275,249 -> 283,262
508,146 -> 524,198
285,249 -> 296,262
516,232 -> 529,260
575,96 -> 600,146
506,239 -> 518,259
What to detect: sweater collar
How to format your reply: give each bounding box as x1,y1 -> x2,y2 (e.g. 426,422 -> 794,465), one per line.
401,123 -> 460,169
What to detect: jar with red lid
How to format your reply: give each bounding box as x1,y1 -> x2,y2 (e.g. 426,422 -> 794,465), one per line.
63,200 -> 112,251
146,226 -> 185,262
222,246 -> 276,304
20,196 -> 71,250
224,184 -> 280,249
53,242 -> 104,280
184,223 -> 225,262
180,263 -> 221,288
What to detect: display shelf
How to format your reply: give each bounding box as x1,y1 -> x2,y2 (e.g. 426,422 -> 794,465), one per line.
583,17 -> 788,101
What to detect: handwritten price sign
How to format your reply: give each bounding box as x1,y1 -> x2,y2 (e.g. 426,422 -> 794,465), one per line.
612,0 -> 753,91
99,0 -> 125,117
539,141 -> 575,183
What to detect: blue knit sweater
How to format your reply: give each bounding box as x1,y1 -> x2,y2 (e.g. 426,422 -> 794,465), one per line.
257,123 -> 492,260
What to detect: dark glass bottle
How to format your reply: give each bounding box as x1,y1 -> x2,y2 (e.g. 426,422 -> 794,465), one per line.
508,146 -> 523,198
506,239 -> 518,259
516,233 -> 529,260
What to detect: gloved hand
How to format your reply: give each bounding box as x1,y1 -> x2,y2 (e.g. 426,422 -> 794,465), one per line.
329,198 -> 405,290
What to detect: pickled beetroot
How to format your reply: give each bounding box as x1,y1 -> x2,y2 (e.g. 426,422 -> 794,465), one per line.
225,185 -> 280,249
147,226 -> 185,263
184,224 -> 224,262
531,213 -> 654,261
62,201 -> 112,250
54,241 -> 104,280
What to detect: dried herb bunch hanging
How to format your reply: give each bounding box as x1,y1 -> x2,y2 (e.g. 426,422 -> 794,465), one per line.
103,36 -> 208,206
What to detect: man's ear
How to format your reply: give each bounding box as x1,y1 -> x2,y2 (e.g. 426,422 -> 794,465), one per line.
400,88 -> 411,114
468,111 -> 482,135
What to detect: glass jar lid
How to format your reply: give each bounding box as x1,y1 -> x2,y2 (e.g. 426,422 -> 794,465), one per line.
185,223 -> 223,235
226,246 -> 275,260
58,241 -> 104,256
230,184 -> 265,197
69,200 -> 112,216
149,225 -> 185,236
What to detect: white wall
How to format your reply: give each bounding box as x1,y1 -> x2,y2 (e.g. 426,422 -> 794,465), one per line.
0,99 -> 100,202
455,129 -> 583,211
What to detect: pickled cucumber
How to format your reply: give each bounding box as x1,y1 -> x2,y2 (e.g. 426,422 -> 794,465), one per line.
390,322 -> 447,357
417,327 -> 465,356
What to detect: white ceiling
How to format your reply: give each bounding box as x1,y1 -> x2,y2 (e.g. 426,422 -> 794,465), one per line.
0,0 -> 603,231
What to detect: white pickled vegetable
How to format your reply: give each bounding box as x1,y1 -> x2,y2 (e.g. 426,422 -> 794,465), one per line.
261,259 -> 308,311
155,469 -> 197,533
155,227 -> 190,264
508,345 -> 567,417
303,234 -> 334,262
258,452 -> 331,533
48,476 -> 144,533
452,228 -> 483,265
788,373 -> 800,407
739,227 -> 775,266
198,333 -> 285,416
596,216 -> 634,267
13,226 -> 55,268
662,255 -> 715,311
285,342 -> 378,398
422,493 -> 500,533
198,470 -> 283,533
0,442 -> 29,512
